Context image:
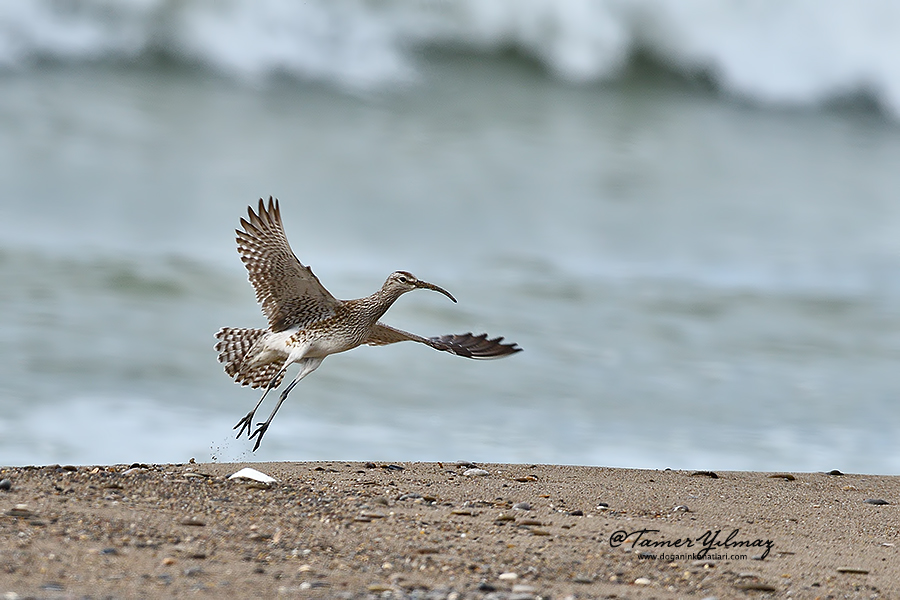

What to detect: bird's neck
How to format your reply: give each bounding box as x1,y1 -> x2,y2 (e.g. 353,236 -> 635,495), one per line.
357,287 -> 405,323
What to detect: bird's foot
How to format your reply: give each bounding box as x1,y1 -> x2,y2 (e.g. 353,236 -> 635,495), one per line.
233,411 -> 256,439
249,422 -> 270,452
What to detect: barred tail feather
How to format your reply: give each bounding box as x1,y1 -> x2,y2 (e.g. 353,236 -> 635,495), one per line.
214,327 -> 287,389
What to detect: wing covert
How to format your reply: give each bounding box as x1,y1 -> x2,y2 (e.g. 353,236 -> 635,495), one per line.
236,197 -> 340,331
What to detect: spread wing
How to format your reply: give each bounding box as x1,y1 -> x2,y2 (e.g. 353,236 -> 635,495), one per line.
366,323 -> 522,359
236,197 -> 341,332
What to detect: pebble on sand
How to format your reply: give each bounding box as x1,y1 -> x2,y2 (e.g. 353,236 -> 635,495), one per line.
7,504 -> 33,518
464,468 -> 490,477
837,567 -> 870,574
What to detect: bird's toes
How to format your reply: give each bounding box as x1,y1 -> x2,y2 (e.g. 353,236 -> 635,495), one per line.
250,424 -> 268,451
233,413 -> 255,437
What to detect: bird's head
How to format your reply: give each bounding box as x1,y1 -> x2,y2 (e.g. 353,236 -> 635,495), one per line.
383,271 -> 457,303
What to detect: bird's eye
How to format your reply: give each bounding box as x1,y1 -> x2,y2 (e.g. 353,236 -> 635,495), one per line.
398,275 -> 408,283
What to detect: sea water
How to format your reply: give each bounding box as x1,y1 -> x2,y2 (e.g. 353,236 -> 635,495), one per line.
1,0 -> 900,473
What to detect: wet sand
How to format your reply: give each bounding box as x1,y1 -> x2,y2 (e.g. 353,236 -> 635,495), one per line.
0,461 -> 897,598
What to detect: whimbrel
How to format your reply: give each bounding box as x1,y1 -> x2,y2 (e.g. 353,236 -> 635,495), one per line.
215,197 -> 521,450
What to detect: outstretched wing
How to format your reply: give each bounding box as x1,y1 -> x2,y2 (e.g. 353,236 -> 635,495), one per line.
236,197 -> 341,332
366,323 -> 522,359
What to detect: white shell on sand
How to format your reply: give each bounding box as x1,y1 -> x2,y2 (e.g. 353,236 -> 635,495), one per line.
228,467 -> 278,483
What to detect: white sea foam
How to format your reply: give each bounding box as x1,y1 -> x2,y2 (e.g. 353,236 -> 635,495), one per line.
1,0 -> 899,116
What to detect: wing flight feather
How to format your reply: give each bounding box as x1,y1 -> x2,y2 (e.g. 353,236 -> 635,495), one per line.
236,197 -> 340,331
366,323 -> 521,359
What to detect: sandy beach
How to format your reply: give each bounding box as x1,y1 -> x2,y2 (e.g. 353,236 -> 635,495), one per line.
0,461 -> 897,599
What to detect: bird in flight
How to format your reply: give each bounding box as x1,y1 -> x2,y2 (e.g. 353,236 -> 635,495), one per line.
216,197 -> 521,450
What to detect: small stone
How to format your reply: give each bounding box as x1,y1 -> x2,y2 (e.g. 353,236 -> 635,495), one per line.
864,498 -> 890,505
358,511 -> 386,519
179,516 -> 206,526
498,572 -> 518,580
512,502 -> 532,510
572,575 -> 593,584
567,509 -> 583,516
836,567 -> 870,574
827,469 -> 844,476
634,577 -> 651,585
689,471 -> 719,478
512,584 -> 537,593
7,504 -> 33,518
100,547 -> 118,555
736,583 -> 777,592
367,583 -> 392,592
463,468 -> 489,477
768,473 -> 795,480
399,493 -> 422,500
162,557 -> 177,566
0,479 -> 11,491
451,509 -> 474,516
673,505 -> 690,512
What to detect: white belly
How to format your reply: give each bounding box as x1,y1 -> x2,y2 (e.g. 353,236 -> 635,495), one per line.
254,328 -> 363,365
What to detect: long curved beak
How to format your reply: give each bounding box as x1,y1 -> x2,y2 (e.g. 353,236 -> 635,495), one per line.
416,280 -> 457,303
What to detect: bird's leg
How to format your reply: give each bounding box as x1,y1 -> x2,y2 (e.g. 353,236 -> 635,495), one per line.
249,357 -> 324,451
234,365 -> 289,439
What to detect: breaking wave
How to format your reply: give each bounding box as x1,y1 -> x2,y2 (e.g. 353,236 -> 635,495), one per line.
2,0 -> 900,117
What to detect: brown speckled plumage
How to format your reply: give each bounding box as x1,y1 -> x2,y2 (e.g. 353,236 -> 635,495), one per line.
214,327 -> 287,389
216,197 -> 521,450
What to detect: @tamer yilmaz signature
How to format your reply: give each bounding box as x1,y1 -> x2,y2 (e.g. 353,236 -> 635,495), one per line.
609,528 -> 775,559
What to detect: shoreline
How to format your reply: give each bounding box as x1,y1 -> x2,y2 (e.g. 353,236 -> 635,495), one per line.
1,461 -> 897,598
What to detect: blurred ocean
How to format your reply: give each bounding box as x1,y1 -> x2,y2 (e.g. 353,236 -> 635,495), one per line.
1,0 -> 900,473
